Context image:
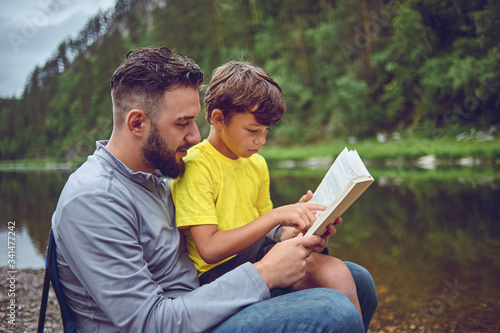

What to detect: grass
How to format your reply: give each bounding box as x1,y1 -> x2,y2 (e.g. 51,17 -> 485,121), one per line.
260,137 -> 500,162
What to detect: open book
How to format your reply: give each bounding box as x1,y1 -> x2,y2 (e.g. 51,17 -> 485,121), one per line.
305,147 -> 374,236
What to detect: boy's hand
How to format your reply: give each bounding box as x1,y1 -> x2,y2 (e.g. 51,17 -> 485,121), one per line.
270,203 -> 326,231
254,233 -> 322,289
298,190 -> 313,203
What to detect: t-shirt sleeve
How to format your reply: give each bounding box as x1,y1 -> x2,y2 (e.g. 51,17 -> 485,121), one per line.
172,158 -> 219,228
255,155 -> 273,216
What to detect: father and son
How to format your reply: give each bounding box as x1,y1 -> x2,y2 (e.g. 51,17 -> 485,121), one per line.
51,46 -> 378,332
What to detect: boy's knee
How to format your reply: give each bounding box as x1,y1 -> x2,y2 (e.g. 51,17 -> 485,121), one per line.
328,256 -> 355,280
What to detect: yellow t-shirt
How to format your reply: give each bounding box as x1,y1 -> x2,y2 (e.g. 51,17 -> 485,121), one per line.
171,140 -> 273,275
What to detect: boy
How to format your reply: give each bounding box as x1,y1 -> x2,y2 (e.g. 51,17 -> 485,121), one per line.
171,61 -> 362,318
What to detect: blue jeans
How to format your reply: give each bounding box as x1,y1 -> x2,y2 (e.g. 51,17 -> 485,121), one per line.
212,262 -> 377,333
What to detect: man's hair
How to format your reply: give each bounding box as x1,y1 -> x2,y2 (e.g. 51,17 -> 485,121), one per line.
110,46 -> 203,129
204,61 -> 285,127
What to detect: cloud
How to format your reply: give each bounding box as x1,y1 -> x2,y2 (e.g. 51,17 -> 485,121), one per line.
0,0 -> 116,98
2,0 -> 114,29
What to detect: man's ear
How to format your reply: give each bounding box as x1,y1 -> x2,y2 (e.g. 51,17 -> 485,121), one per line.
126,109 -> 149,137
211,109 -> 225,128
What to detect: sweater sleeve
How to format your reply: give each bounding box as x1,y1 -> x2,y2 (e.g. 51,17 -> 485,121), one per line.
54,191 -> 270,333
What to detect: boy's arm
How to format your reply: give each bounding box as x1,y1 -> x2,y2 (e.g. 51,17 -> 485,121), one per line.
190,202 -> 325,264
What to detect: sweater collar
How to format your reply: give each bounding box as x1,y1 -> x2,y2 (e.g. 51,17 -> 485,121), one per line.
94,140 -> 167,188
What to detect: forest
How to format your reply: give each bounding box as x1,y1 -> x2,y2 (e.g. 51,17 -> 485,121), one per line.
1,0 -> 499,161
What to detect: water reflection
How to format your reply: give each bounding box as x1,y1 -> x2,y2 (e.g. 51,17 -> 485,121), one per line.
0,171 -> 69,265
270,166 -> 500,330
1,167 -> 499,329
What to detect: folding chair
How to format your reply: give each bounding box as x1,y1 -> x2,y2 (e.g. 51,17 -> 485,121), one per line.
37,229 -> 77,333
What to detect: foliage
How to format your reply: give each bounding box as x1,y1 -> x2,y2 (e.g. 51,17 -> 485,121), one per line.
1,0 -> 499,160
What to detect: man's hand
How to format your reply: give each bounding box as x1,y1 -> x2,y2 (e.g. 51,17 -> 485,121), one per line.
310,217 -> 342,253
253,234 -> 322,289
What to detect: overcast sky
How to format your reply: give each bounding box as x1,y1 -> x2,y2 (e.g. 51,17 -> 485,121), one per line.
0,0 -> 116,98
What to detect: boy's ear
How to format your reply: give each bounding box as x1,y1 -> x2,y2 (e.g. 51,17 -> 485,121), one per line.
211,109 -> 225,127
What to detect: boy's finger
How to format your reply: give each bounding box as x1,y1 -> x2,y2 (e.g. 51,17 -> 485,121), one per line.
304,203 -> 327,212
294,219 -> 306,230
304,190 -> 313,201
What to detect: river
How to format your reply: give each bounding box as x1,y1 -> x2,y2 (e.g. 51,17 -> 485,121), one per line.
1,165 -> 499,331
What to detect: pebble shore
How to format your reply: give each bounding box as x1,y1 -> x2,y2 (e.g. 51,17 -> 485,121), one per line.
1,267 -> 63,333
2,267 -> 499,333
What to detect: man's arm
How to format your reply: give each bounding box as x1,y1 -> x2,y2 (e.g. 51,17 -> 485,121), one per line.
190,202 -> 325,264
54,191 -> 270,333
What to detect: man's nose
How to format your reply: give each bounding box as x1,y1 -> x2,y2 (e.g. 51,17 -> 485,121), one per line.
186,123 -> 201,144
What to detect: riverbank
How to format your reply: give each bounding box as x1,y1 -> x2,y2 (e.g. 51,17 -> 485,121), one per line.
260,137 -> 500,165
0,267 -> 63,332
1,136 -> 499,172
2,267 -> 499,332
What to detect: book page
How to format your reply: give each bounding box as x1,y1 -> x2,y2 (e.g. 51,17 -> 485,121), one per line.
310,147 -> 369,217
349,150 -> 370,176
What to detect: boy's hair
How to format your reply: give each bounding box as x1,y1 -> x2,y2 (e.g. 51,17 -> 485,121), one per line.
204,61 -> 286,127
110,46 -> 203,129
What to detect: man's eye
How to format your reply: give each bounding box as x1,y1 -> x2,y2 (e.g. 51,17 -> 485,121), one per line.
178,122 -> 189,127
247,129 -> 258,133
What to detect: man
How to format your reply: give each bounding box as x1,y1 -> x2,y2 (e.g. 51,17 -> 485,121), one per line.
52,46 -> 377,332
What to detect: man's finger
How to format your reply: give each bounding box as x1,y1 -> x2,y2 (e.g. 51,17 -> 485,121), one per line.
296,234 -> 322,248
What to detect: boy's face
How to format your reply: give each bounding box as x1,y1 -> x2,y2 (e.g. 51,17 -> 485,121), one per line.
218,110 -> 269,159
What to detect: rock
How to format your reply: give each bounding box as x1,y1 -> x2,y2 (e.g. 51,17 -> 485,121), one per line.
0,267 -> 63,332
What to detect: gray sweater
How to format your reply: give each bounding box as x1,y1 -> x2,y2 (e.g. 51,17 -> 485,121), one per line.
52,141 -> 270,332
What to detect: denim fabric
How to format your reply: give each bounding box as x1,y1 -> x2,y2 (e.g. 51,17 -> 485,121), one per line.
212,261 -> 377,333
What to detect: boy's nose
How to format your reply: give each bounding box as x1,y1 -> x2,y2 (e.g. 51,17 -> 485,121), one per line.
255,134 -> 266,145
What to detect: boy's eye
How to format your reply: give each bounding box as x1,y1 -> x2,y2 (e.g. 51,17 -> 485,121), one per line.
247,129 -> 258,133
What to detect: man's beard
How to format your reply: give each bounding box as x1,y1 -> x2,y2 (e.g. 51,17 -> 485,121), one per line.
141,123 -> 189,179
